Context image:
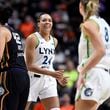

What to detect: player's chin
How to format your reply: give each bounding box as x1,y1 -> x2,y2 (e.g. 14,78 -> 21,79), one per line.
45,28 -> 51,31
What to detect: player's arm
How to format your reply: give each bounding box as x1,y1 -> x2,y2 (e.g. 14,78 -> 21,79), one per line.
78,20 -> 105,75
0,27 -> 11,62
25,34 -> 37,72
53,37 -> 58,48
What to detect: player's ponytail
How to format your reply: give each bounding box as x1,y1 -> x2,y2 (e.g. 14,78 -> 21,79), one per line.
80,0 -> 99,21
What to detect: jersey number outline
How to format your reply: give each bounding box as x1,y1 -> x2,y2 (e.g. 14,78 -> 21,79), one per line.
42,56 -> 52,65
104,27 -> 109,42
12,32 -> 23,51
12,32 -> 22,44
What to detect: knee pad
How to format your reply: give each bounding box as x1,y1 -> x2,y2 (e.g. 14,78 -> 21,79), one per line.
50,108 -> 60,110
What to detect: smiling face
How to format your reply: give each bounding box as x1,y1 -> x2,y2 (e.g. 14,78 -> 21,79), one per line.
38,14 -> 53,34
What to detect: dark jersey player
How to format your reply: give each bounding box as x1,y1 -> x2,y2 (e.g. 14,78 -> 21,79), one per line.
0,3 -> 30,110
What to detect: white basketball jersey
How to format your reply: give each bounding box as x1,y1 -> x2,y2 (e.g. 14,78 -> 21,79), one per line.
79,15 -> 110,68
34,32 -> 55,71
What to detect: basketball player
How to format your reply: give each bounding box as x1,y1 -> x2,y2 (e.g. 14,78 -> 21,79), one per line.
0,3 -> 30,110
75,0 -> 110,110
25,13 -> 68,110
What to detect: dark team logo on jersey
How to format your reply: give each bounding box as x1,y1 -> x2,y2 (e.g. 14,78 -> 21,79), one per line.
0,86 -> 5,96
84,88 -> 93,96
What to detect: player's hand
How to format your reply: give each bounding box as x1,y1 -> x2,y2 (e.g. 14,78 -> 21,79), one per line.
57,76 -> 69,86
50,70 -> 64,80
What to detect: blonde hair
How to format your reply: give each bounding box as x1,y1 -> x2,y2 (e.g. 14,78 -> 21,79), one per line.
80,0 -> 99,21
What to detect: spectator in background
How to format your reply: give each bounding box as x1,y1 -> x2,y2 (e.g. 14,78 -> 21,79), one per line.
58,58 -> 78,104
8,10 -> 21,30
19,15 -> 35,38
63,59 -> 78,94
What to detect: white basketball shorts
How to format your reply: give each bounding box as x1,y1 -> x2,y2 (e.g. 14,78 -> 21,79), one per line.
28,72 -> 58,102
75,67 -> 110,105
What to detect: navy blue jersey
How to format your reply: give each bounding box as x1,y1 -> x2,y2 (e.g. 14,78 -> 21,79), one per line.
0,25 -> 27,71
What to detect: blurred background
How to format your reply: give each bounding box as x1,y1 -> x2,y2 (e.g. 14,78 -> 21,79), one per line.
1,0 -> 110,109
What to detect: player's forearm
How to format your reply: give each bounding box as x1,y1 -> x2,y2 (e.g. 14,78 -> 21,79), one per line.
80,50 -> 105,75
27,64 -> 53,76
